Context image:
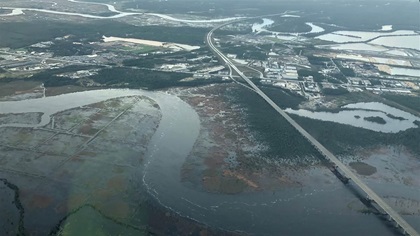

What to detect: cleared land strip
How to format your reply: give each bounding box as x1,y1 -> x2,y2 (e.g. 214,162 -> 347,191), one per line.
207,23 -> 420,236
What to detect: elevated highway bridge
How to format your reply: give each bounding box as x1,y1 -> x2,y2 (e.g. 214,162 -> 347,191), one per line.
206,21 -> 419,236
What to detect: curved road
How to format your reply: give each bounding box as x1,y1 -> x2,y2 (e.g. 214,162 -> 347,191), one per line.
207,21 -> 420,236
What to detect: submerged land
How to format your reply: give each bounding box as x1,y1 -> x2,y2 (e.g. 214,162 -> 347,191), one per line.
0,0 -> 420,235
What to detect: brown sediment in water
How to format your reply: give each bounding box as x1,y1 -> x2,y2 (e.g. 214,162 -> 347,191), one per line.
223,169 -> 259,189
349,161 -> 377,176
29,194 -> 53,209
177,84 -> 309,194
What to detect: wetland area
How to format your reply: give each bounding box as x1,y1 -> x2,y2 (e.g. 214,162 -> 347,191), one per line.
0,0 -> 419,235
1,82 -> 419,235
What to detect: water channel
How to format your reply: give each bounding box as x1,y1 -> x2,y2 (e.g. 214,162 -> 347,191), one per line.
286,102 -> 420,133
0,90 -> 399,235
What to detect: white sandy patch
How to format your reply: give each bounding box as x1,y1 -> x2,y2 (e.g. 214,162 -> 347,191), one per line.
0,8 -> 24,16
102,36 -> 200,51
380,25 -> 393,31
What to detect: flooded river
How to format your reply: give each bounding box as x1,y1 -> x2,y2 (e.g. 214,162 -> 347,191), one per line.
0,89 -> 399,235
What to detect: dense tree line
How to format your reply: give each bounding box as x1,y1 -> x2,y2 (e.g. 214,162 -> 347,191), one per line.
123,58 -> 168,68
307,56 -> 330,66
220,43 -> 268,61
297,69 -> 326,82
333,59 -> 355,79
0,21 -> 211,48
267,18 -> 312,33
89,67 -> 190,89
322,87 -> 349,95
382,94 -> 420,113
293,115 -> 420,157
329,72 -> 348,83
230,86 -> 317,160
29,65 -> 99,87
29,40 -> 95,57
363,116 -> 386,124
123,49 -> 210,68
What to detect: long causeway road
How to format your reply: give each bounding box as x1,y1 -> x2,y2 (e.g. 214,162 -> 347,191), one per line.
206,22 -> 419,236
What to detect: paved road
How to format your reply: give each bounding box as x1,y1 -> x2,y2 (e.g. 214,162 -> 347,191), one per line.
207,22 -> 420,236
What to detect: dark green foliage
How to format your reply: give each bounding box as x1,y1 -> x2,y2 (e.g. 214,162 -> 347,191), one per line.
230,86 -> 317,159
29,65 -> 99,87
292,115 -> 420,156
370,79 -> 382,86
332,59 -> 354,82
44,76 -> 78,87
260,86 -> 305,109
123,0 -> 419,31
0,178 -> 25,236
123,58 -> 167,68
123,50 -> 210,68
89,67 -> 189,89
386,114 -> 406,121
0,21 -> 209,48
382,94 -> 420,113
326,77 -> 342,84
297,69 -> 326,82
268,18 -> 312,33
307,56 -> 330,66
31,40 -> 94,57
330,73 -> 348,83
322,87 -> 349,96
292,115 -> 379,154
24,64 -> 225,89
340,68 -> 356,77
363,116 -> 386,124
178,77 -> 230,87
396,127 -> 420,155
220,43 -> 268,61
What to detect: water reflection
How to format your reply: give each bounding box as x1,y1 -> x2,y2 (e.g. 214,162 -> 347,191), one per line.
286,102 -> 419,133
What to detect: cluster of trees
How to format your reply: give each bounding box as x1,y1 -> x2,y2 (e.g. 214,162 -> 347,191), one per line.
293,114 -> 420,156
340,68 -> 355,77
29,65 -> 99,87
333,59 -> 355,79
369,79 -> 382,86
123,58 -> 167,68
386,113 -> 406,121
307,56 -> 330,66
382,94 -> 420,113
329,72 -> 348,83
322,87 -> 349,96
230,86 -> 317,160
123,50 -> 205,68
297,69 -> 326,82
268,18 -> 312,33
89,67 -> 190,89
261,86 -> 305,109
0,21 -> 211,49
220,43 -> 268,61
25,64 -> 229,90
30,39 -> 95,57
363,116 -> 386,124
